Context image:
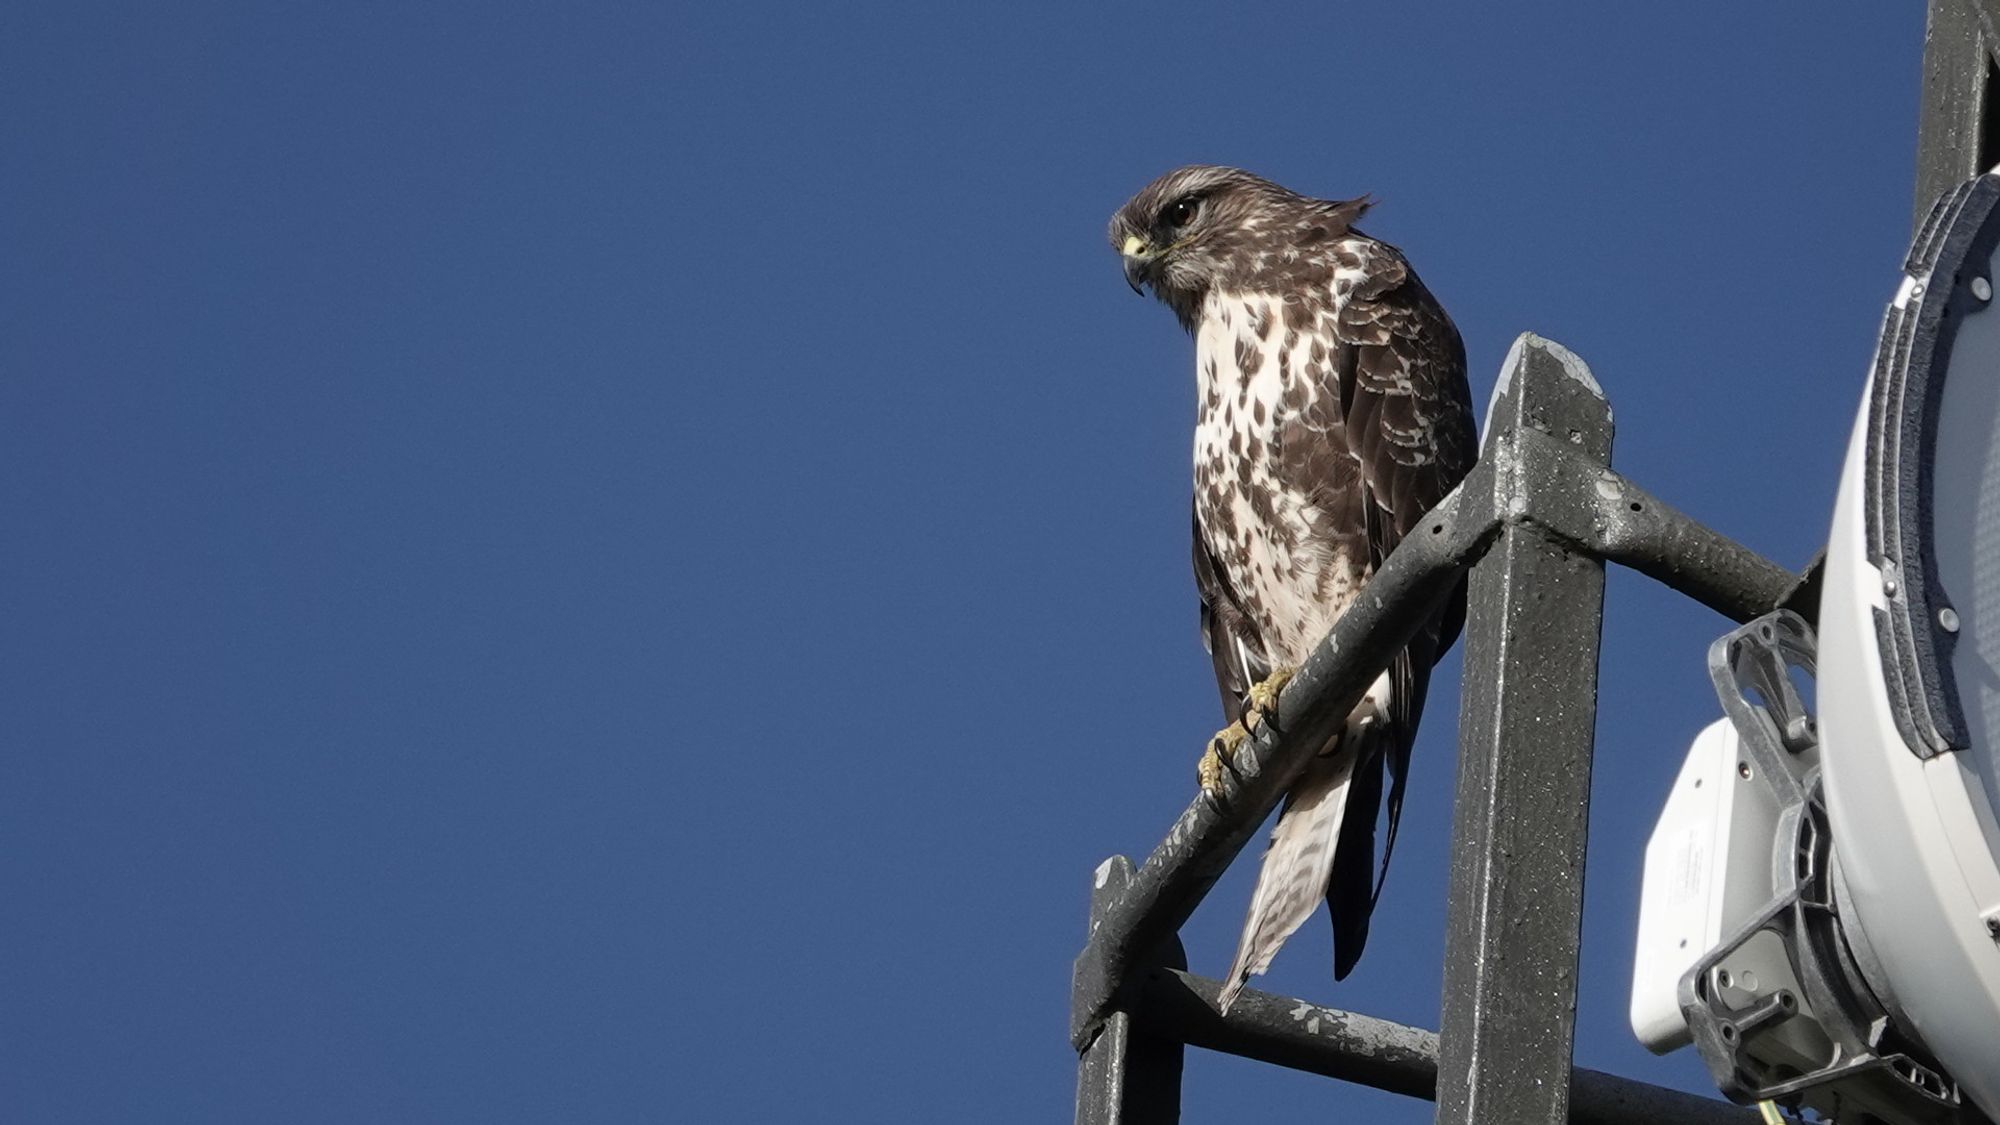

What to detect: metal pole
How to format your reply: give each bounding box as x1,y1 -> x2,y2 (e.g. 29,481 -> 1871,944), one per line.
1587,473 -> 1794,623
1126,969 -> 1759,1125
1435,336 -> 1612,1125
1075,856 -> 1185,1125
1916,0 -> 1999,230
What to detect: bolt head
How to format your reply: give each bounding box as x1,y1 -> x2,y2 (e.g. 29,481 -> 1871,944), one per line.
1975,276 -> 1994,302
1941,606 -> 1961,633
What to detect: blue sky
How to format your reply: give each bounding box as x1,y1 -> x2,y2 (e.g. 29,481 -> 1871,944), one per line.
3,3 -> 1921,1121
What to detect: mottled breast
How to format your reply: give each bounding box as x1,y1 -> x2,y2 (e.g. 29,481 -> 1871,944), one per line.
1191,272 -> 1372,667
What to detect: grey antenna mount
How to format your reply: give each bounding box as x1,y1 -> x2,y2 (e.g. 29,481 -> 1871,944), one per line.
1678,612 -> 1960,1121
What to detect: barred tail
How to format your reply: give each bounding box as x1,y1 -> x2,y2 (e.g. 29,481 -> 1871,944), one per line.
1216,743 -> 1358,1014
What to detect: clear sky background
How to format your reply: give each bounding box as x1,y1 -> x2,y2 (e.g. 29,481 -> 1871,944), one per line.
2,4 -> 1925,1122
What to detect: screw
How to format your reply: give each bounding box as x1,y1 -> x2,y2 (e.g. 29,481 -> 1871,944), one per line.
1885,576 -> 1900,598
1976,276 -> 1994,302
1941,607 -> 1961,633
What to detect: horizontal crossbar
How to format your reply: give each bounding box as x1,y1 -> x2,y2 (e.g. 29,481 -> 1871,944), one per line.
1124,968 -> 1760,1124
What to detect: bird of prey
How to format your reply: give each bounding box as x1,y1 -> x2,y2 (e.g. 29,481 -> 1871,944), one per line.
1110,165 -> 1476,1010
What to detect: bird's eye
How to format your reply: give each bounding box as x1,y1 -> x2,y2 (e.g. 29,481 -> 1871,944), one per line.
1162,198 -> 1199,228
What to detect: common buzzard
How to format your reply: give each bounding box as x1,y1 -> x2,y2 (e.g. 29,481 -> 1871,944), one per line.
1111,165 -> 1476,1009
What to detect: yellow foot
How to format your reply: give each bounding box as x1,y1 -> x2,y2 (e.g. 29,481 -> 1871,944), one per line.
1244,667 -> 1295,731
1198,721 -> 1249,796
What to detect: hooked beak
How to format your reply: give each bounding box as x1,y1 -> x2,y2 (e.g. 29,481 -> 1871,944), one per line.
1120,234 -> 1151,296
1122,255 -> 1148,295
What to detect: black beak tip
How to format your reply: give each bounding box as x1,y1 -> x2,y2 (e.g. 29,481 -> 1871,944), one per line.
1122,258 -> 1147,296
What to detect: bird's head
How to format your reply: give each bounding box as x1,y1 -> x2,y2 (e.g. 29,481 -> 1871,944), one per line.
1109,164 -> 1371,330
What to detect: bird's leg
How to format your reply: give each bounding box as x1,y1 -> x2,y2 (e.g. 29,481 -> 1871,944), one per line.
1243,666 -> 1294,731
1198,722 -> 1249,796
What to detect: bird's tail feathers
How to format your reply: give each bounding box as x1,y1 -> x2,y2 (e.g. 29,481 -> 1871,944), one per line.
1216,744 -> 1357,1014
1329,718 -> 1392,979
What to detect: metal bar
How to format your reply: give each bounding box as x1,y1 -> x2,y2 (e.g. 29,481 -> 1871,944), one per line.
1070,479 -> 1502,1049
1916,0 -> 1997,230
1436,336 -> 1612,1125
1590,475 -> 1795,623
1131,967 -> 1434,1101
1126,969 -> 1759,1125
1076,856 -> 1185,1125
1076,1014 -> 1181,1125
1497,430 -> 1796,622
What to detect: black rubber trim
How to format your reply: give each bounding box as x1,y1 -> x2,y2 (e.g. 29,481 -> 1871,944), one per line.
1863,174 -> 2000,758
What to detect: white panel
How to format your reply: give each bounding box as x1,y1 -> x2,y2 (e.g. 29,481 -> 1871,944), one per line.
1823,364 -> 2000,1119
1930,247 -> 2000,844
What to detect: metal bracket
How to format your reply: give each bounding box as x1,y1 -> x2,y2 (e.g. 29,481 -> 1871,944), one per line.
1678,613 -> 1964,1122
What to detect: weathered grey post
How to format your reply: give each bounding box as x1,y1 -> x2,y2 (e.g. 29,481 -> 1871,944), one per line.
1074,856 -> 1185,1125
1917,0 -> 2000,229
1435,338 -> 1611,1125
